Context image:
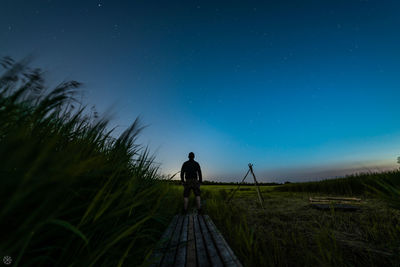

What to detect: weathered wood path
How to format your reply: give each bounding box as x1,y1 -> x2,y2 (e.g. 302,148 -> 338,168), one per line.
151,214 -> 242,267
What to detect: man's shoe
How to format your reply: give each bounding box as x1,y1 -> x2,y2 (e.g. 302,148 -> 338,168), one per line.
181,208 -> 188,215
197,208 -> 203,215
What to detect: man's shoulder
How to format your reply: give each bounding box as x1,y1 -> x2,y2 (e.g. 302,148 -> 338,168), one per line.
183,160 -> 200,166
182,160 -> 191,166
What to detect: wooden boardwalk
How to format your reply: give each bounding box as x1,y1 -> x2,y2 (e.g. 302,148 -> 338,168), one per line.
151,214 -> 242,267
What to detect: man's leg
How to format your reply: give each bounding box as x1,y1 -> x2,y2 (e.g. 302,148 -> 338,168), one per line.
195,182 -> 201,211
183,183 -> 189,213
196,196 -> 201,209
184,197 -> 189,211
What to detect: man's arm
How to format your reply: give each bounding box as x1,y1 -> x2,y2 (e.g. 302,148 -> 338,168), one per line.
197,163 -> 202,183
180,164 -> 185,183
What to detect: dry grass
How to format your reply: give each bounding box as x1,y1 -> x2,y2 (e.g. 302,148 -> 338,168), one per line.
204,185 -> 400,266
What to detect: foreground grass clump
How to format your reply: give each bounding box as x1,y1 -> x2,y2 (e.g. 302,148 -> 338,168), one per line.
0,58 -> 180,266
204,186 -> 400,267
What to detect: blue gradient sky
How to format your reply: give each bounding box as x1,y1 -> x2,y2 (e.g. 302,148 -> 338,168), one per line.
2,0 -> 400,182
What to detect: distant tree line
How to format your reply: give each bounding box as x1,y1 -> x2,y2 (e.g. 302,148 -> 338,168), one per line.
164,179 -> 281,186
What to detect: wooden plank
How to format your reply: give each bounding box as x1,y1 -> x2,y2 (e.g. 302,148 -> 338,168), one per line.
198,215 -> 223,267
175,215 -> 189,267
203,215 -> 243,267
186,215 -> 197,267
193,214 -> 209,267
310,203 -> 359,211
309,199 -> 361,204
310,197 -> 361,202
150,215 -> 179,266
152,214 -> 242,267
160,215 -> 184,267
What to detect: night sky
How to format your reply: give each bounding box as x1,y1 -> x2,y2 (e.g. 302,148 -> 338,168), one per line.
2,0 -> 400,182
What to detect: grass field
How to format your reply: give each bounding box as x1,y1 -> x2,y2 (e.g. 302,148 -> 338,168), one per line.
200,182 -> 400,267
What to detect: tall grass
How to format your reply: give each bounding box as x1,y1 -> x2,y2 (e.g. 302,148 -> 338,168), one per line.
275,170 -> 400,196
0,57 -> 180,266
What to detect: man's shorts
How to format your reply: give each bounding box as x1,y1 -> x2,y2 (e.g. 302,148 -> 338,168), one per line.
183,179 -> 201,197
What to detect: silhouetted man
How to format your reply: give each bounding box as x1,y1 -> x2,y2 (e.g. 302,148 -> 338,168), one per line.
181,152 -> 202,214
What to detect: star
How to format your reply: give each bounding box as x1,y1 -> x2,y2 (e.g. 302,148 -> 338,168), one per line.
98,3 -> 102,7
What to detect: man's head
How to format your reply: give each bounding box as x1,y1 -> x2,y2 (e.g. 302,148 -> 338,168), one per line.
188,152 -> 195,160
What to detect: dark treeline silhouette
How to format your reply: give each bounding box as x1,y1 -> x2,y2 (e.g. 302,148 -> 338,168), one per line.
165,179 -> 281,186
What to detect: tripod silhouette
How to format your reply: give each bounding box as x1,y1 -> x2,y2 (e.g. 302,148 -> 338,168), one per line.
227,163 -> 264,208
